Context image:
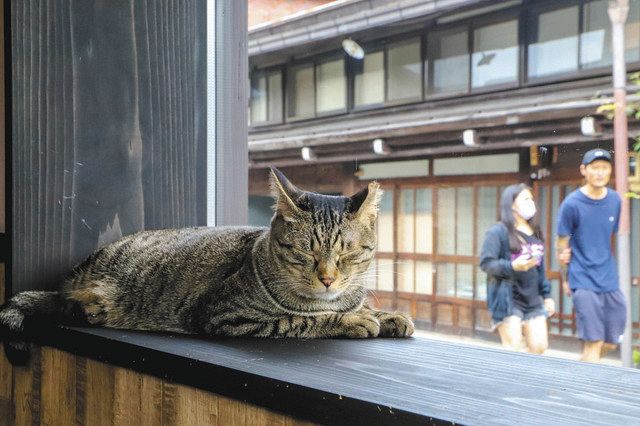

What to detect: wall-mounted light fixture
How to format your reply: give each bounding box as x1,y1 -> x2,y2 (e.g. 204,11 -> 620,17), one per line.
301,146 -> 317,161
372,138 -> 392,155
580,116 -> 604,136
342,39 -> 364,60
462,129 -> 482,147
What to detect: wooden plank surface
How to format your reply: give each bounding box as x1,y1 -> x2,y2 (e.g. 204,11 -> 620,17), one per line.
81,358 -> 115,425
40,348 -> 75,426
9,0 -> 207,294
12,347 -> 40,426
42,327 -> 640,425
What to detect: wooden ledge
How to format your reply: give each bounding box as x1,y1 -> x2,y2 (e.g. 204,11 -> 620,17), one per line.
30,326 -> 640,425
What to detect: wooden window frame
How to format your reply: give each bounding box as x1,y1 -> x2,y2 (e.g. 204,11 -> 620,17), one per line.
373,173 -> 522,333
249,68 -> 284,127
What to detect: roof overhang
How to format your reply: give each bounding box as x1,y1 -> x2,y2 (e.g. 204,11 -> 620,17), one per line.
249,0 -> 489,61
248,79 -> 640,169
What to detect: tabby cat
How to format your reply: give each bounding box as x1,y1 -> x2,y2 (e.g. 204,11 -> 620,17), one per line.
0,168 -> 414,359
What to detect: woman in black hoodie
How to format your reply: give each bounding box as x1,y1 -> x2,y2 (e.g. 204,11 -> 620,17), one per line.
480,184 -> 555,354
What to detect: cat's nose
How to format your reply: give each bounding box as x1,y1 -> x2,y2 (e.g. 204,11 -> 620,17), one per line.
320,277 -> 334,288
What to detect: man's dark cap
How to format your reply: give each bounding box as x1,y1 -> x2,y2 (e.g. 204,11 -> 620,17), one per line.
582,148 -> 612,166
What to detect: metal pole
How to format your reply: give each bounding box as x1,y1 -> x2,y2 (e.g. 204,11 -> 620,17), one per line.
608,0 -> 632,368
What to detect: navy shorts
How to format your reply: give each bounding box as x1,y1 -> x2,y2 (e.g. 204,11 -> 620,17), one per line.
572,288 -> 627,344
512,305 -> 547,321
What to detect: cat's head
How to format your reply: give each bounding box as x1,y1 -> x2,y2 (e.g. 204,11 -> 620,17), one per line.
268,167 -> 380,301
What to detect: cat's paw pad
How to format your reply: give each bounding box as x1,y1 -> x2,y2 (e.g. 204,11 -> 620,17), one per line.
340,313 -> 380,338
378,312 -> 414,337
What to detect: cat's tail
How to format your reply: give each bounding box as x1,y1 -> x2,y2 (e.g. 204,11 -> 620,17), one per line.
0,291 -> 82,365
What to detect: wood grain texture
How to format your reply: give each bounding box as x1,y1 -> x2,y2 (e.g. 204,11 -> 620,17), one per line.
12,348 -> 40,426
40,348 -> 75,426
113,367 -> 142,426
10,0 -> 207,294
81,359 -> 115,425
140,374 -> 163,426
3,342 -> 316,426
165,382 -> 218,426
217,395 -> 248,426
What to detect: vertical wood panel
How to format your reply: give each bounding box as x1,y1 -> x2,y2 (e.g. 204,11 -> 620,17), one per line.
81,358 -> 115,425
12,347 -> 40,426
4,343 -> 317,425
217,395 -> 247,425
40,348 -> 75,426
245,405 -> 286,426
11,0 -> 207,294
163,382 -> 218,426
140,375 -> 163,426
114,367 -> 142,426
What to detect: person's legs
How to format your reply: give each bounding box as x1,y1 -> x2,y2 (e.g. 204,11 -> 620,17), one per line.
572,288 -> 606,362
602,289 -> 627,354
523,314 -> 548,354
582,340 -> 604,362
498,315 -> 524,351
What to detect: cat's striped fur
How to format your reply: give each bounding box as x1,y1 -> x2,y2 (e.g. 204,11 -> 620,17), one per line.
0,168 -> 413,360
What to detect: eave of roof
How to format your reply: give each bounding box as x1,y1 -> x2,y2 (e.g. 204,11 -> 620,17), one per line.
248,0 -> 485,57
249,79 -> 631,152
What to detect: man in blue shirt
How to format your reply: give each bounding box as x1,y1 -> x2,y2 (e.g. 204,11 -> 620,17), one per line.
557,148 -> 627,363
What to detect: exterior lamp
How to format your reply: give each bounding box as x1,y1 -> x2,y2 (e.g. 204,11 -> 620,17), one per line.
462,129 -> 481,147
301,146 -> 317,161
372,138 -> 392,155
580,116 -> 604,136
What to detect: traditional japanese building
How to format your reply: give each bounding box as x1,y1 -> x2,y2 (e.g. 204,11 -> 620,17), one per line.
247,0 -> 640,345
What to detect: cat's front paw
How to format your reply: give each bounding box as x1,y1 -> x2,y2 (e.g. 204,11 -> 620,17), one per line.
376,312 -> 414,337
339,313 -> 380,338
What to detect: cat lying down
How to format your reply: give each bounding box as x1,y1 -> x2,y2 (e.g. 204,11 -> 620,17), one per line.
0,168 -> 414,361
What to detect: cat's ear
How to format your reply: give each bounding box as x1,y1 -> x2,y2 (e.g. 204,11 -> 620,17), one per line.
349,182 -> 382,226
270,167 -> 301,222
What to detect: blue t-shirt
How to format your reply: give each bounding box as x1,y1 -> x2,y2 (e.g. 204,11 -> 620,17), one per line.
557,188 -> 621,293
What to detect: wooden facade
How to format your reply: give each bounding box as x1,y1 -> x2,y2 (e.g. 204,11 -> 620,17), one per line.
6,0 -> 208,294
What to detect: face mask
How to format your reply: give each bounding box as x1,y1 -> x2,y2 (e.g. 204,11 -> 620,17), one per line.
514,198 -> 536,220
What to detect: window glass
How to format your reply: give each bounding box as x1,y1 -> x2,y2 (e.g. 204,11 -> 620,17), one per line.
437,187 -> 456,255
475,266 -> 487,301
398,189 -> 414,252
528,6 -> 579,78
476,186 -> 497,255
581,0 -> 612,69
250,75 -> 267,123
457,264 -> 474,299
267,72 -> 282,122
377,189 -> 394,252
387,39 -> 421,101
429,28 -> 469,95
415,188 -> 433,254
365,261 -> 377,290
416,261 -> 433,294
287,64 -> 314,119
456,187 -> 473,256
626,0 -> 640,63
436,263 -> 456,296
472,20 -> 519,88
397,261 -> 415,293
377,258 -> 395,292
316,58 -> 346,113
354,51 -> 384,106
